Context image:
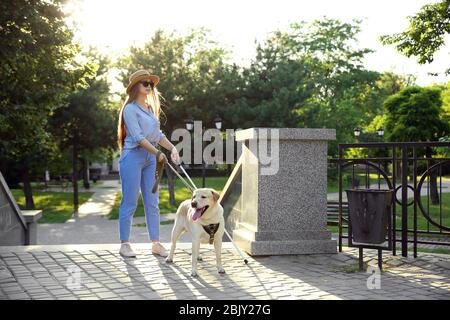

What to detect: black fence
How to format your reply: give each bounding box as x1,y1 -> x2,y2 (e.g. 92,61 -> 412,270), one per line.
328,141 -> 450,258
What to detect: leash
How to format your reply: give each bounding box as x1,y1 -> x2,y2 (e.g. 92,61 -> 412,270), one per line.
152,152 -> 196,194
152,157 -> 165,193
179,164 -> 197,191
165,162 -> 196,192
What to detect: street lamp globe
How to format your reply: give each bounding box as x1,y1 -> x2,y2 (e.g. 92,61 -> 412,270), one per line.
354,127 -> 361,137
377,127 -> 384,136
185,117 -> 194,131
214,116 -> 222,130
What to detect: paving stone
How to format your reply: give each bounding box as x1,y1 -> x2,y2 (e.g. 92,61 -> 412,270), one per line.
78,295 -> 100,300
7,293 -> 30,299
95,291 -> 120,299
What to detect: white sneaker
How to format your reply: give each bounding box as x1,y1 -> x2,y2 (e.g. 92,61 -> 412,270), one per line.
119,243 -> 137,258
152,242 -> 168,257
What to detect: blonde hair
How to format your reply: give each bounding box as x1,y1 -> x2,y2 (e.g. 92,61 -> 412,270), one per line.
146,85 -> 164,118
117,82 -> 166,151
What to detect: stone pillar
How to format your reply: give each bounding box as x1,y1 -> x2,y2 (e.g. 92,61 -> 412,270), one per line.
232,128 -> 336,255
23,210 -> 42,245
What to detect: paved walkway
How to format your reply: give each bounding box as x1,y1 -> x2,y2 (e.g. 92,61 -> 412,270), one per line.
37,180 -> 121,244
37,180 -> 187,245
0,244 -> 449,300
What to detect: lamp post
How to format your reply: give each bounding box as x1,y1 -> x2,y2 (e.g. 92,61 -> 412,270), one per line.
185,116 -> 194,132
354,127 -> 384,142
377,127 -> 384,138
214,116 -> 222,130
214,115 -> 223,181
184,115 -> 222,188
201,125 -> 206,187
184,117 -> 194,167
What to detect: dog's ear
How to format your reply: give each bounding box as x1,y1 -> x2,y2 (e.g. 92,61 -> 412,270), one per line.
211,189 -> 220,202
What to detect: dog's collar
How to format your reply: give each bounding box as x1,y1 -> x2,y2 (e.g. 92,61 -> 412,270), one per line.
202,223 -> 220,244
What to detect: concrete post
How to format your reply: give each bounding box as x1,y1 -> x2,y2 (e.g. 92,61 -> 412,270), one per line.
232,128 -> 337,255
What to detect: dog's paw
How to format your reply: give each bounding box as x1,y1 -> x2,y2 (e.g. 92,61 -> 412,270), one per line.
165,257 -> 173,264
191,270 -> 198,277
197,255 -> 203,262
217,267 -> 226,274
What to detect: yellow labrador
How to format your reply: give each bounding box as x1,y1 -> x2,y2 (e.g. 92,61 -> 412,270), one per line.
166,188 -> 225,277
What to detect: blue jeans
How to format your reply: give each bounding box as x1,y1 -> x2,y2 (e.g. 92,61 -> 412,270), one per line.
119,145 -> 160,241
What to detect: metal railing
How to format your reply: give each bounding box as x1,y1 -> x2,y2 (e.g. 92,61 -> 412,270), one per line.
328,141 -> 450,258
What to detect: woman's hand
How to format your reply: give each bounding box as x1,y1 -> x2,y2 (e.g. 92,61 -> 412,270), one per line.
156,137 -> 180,164
171,147 -> 181,165
158,152 -> 168,164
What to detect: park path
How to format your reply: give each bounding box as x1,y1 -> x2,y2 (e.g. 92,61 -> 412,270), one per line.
36,179 -> 186,245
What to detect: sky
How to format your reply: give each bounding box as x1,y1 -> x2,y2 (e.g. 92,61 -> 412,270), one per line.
64,0 -> 450,91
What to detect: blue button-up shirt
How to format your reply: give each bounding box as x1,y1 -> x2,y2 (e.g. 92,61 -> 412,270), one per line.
122,101 -> 166,150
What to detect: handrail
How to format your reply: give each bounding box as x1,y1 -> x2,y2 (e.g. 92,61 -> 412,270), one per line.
0,170 -> 27,229
218,154 -> 243,204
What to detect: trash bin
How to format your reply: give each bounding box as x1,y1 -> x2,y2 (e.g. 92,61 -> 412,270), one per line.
346,189 -> 394,245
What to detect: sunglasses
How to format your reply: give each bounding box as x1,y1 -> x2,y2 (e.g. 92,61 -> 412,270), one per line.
140,81 -> 154,88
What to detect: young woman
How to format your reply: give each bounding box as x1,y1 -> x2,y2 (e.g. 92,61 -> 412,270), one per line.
117,69 -> 180,258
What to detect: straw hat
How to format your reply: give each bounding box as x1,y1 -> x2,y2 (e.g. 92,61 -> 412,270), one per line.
126,69 -> 160,94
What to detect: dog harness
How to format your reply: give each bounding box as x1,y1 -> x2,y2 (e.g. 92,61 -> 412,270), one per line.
202,223 -> 220,244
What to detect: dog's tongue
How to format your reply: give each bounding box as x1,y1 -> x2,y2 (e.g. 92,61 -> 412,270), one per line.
192,208 -> 203,221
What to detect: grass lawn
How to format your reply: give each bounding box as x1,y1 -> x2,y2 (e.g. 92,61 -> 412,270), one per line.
328,174 -> 450,194
328,173 -> 387,194
133,220 -> 174,227
415,247 -> 450,255
328,193 -> 450,233
108,176 -> 228,220
28,180 -> 105,191
394,192 -> 450,232
11,189 -> 93,223
327,181 -> 339,193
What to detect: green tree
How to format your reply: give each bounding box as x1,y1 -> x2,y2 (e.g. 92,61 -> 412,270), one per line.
385,86 -> 448,142
384,86 -> 449,204
0,0 -> 92,208
48,50 -> 116,212
438,81 -> 450,122
227,18 -> 385,155
380,0 -> 450,75
432,82 -> 450,156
